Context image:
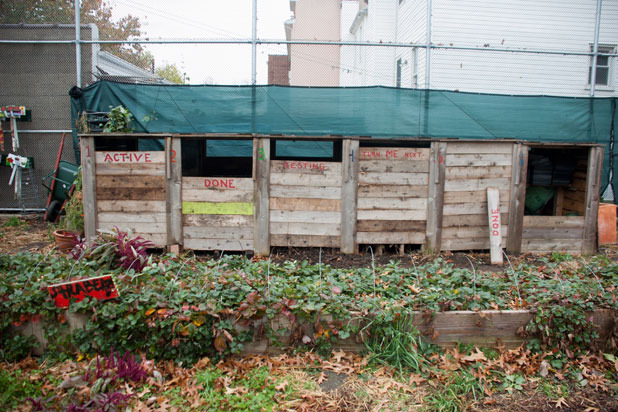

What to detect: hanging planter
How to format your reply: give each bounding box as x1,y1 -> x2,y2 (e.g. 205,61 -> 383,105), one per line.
53,229 -> 79,252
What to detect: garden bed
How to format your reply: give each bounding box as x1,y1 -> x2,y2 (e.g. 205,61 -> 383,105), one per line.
2,230 -> 617,363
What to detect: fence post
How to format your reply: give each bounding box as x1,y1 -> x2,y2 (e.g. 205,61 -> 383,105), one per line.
253,137 -> 270,256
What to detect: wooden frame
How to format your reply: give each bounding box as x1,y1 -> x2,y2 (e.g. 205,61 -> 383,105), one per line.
81,133 -> 604,256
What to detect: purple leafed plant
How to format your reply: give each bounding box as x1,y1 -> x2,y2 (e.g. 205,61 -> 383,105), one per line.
68,227 -> 154,272
85,348 -> 148,384
66,391 -> 135,412
104,348 -> 149,382
26,396 -> 54,412
114,228 -> 154,272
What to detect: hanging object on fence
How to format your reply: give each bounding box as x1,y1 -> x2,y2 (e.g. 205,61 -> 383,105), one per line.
0,106 -> 28,151
2,153 -> 34,200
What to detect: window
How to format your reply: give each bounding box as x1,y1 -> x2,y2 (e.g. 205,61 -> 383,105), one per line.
524,147 -> 588,216
589,45 -> 615,87
396,58 -> 402,88
181,139 -> 253,177
271,140 -> 341,162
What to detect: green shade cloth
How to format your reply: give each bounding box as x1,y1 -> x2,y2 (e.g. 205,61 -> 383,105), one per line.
70,81 -> 617,193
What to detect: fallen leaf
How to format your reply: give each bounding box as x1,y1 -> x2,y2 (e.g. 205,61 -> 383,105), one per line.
145,308 -> 156,316
214,335 -> 227,352
407,284 -> 420,294
554,397 -> 569,408
192,315 -> 206,327
331,349 -> 346,363
462,348 -> 487,363
194,357 -> 210,369
275,381 -> 289,392
409,374 -> 426,385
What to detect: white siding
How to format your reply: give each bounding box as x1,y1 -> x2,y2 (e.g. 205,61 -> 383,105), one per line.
340,1 -> 361,86
397,0 -> 427,88
364,0 -> 397,86
338,0 -> 618,96
428,0 -> 618,96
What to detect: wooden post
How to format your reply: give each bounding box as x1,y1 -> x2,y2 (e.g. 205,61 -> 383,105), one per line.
487,187 -> 504,264
166,136 -> 183,248
582,146 -> 604,254
424,141 -> 446,253
253,137 -> 270,256
80,136 -> 97,243
506,143 -> 528,254
341,138 -> 359,254
553,187 -> 564,216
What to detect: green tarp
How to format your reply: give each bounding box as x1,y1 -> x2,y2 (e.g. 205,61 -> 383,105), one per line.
70,81 -> 617,195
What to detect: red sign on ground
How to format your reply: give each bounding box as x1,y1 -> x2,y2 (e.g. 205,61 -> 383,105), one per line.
48,275 -> 120,308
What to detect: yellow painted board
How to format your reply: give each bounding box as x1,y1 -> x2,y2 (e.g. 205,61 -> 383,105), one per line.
182,201 -> 254,215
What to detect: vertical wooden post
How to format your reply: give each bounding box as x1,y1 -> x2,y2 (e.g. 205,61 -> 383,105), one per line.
424,141 -> 446,253
166,136 -> 183,248
80,136 -> 97,243
553,187 -> 564,216
341,138 -> 359,254
582,146 -> 604,254
487,187 -> 503,264
253,137 -> 270,256
506,143 -> 528,254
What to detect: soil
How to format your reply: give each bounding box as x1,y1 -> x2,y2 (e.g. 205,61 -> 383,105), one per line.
1,213 -> 617,271
473,385 -> 618,412
0,213 -> 53,255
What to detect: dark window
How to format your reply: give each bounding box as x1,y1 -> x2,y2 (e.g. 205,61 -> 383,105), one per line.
94,138 -> 164,151
271,140 -> 341,162
396,58 -> 402,88
182,139 -> 253,177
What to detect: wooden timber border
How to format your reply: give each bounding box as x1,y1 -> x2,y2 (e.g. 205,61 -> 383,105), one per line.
81,133 -> 605,256
14,309 -> 616,356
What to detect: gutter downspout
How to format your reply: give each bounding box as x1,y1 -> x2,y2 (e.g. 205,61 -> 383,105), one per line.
590,0 -> 602,96
423,0 -> 432,136
425,0 -> 432,89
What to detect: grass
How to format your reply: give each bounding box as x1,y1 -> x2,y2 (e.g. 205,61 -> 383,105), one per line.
2,216 -> 28,228
194,365 -> 289,412
424,369 -> 484,412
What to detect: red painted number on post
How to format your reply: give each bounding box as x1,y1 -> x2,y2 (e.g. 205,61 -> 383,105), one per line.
86,145 -> 91,158
171,149 -> 177,163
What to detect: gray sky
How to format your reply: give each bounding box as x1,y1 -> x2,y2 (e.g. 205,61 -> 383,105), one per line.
110,0 -> 292,84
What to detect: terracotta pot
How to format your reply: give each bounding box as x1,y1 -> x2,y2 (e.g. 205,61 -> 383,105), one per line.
54,230 -> 79,252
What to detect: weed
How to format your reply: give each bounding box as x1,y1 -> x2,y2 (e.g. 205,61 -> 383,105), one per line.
550,251 -> 574,263
500,373 -> 526,392
195,366 -> 287,412
539,379 -> 570,399
2,216 -> 28,228
424,369 -> 484,412
0,369 -> 43,409
364,310 -> 439,374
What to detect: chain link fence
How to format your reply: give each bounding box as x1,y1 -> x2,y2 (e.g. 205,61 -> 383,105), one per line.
0,0 -> 617,209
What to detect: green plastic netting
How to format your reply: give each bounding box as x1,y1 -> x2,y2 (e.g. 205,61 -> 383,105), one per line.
70,81 -> 617,196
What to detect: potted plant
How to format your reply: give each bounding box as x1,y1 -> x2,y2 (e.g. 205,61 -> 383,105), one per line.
52,171 -> 84,252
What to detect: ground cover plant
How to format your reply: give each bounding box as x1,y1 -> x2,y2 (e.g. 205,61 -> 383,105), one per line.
1,228 -> 618,410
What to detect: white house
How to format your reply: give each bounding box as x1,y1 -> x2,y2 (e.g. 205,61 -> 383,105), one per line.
340,0 -> 618,96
